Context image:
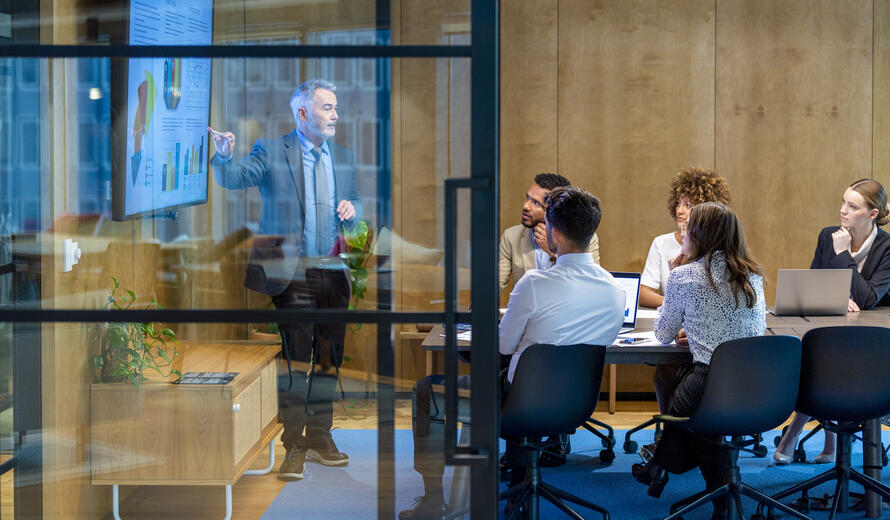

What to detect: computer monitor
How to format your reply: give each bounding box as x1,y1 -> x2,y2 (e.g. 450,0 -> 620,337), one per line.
611,271 -> 641,333
111,0 -> 214,221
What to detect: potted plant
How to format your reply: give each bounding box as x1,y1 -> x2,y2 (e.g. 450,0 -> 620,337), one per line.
90,277 -> 181,385
339,219 -> 374,310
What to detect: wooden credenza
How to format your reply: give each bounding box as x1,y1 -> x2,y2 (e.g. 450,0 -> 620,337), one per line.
90,341 -> 282,486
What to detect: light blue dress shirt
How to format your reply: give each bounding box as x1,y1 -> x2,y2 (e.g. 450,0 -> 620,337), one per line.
297,130 -> 337,257
532,238 -> 555,270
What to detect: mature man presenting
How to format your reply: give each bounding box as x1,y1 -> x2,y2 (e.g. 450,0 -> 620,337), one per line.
208,78 -> 361,482
498,186 -> 625,496
498,173 -> 601,297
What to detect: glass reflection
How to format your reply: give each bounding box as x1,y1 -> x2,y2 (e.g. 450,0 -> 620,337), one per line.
0,53 -> 471,516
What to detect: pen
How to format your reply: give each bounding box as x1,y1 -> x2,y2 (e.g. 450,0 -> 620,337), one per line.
207,127 -> 234,142
619,337 -> 646,344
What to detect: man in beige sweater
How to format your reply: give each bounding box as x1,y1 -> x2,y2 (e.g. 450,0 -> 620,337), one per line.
499,173 -> 601,297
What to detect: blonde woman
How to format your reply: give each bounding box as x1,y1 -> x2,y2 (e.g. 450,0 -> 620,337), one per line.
774,178 -> 890,465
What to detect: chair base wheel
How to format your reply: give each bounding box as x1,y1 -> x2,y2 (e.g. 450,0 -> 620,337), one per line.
752,445 -> 768,458
623,440 -> 638,454
599,449 -> 615,463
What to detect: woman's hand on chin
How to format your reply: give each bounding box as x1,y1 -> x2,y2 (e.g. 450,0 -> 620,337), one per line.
832,227 -> 852,255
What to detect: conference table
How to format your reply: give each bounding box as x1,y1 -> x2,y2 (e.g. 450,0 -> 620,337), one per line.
422,308 -> 890,518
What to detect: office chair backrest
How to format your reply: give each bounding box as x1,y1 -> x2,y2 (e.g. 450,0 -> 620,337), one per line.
797,326 -> 890,421
685,335 -> 802,436
500,344 -> 606,438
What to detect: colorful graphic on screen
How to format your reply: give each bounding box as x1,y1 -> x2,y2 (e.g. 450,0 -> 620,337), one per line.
123,0 -> 212,218
163,58 -> 182,110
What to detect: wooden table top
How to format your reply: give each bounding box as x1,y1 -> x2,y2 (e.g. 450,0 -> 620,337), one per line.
90,340 -> 281,395
421,308 -> 890,365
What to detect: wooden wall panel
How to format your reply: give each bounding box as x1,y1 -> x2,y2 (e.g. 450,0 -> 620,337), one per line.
499,0 -> 559,249
396,2 -> 470,253
715,0 -> 873,303
557,0 -> 716,273
876,0 -> 890,190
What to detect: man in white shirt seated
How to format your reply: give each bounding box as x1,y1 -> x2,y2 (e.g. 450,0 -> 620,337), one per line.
498,186 -> 626,495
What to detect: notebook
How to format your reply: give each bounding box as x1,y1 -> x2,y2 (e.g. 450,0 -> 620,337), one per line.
773,269 -> 852,316
611,272 -> 642,333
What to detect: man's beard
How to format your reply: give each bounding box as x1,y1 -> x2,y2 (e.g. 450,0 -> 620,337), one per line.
521,215 -> 541,228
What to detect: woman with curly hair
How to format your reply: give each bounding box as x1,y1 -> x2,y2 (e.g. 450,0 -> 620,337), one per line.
640,167 -> 733,309
774,178 -> 890,465
639,167 -> 733,419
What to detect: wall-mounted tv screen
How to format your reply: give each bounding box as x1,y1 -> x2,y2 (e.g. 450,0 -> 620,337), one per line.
111,0 -> 213,221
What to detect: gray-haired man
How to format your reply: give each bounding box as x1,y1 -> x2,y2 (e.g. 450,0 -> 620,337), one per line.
209,79 -> 361,481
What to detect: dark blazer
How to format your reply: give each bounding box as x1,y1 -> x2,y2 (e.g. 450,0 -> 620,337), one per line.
211,130 -> 362,296
811,226 -> 890,309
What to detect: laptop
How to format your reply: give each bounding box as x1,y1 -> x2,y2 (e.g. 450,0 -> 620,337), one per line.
611,272 -> 642,333
773,269 -> 852,316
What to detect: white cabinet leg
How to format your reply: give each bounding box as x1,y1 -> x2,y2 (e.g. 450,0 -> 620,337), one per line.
112,482 -> 234,520
112,484 -> 122,520
243,440 -> 275,475
224,484 -> 232,520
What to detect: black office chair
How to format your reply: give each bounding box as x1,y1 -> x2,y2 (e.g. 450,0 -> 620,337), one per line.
757,326 -> 890,520
654,335 -> 810,520
499,344 -> 610,520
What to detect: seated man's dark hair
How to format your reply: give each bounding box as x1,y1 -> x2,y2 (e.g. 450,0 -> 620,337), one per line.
534,173 -> 571,191
544,186 -> 601,249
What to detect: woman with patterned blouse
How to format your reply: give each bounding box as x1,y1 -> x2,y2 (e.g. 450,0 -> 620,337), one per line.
632,202 -> 766,520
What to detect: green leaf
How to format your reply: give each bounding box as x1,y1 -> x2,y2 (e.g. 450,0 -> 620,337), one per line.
344,220 -> 369,250
126,289 -> 135,301
112,277 -> 119,289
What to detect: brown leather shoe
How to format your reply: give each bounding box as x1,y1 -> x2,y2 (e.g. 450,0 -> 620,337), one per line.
305,434 -> 349,466
277,448 -> 305,481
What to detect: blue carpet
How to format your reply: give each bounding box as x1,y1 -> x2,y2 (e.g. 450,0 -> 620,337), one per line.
261,428 -> 890,519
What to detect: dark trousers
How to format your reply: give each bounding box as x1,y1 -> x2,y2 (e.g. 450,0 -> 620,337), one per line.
273,267 -> 350,450
655,363 -> 732,508
410,357 -> 510,492
411,374 -> 472,491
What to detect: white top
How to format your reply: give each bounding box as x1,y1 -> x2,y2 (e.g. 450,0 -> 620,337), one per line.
655,252 -> 766,365
850,224 -> 879,273
499,253 -> 625,382
641,232 -> 683,294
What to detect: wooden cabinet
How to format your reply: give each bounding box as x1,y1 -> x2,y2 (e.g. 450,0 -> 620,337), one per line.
90,341 -> 281,486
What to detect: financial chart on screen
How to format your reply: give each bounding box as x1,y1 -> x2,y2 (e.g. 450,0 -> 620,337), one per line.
119,0 -> 212,219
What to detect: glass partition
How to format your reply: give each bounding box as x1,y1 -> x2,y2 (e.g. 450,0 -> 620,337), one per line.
0,53 -> 477,518
4,0 -> 471,47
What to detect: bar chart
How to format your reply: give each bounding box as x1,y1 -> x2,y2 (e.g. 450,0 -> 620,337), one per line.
161,136 -> 205,192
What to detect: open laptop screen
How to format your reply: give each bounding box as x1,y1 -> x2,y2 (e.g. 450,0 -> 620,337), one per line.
774,268 -> 852,316
611,272 -> 641,330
